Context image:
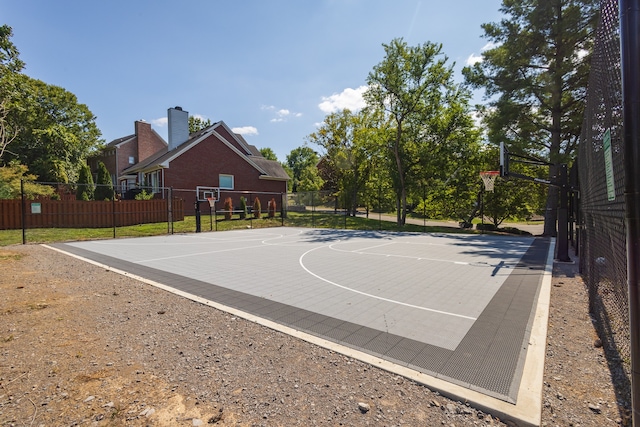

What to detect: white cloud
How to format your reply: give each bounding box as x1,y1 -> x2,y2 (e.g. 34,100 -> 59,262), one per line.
481,42 -> 499,51
232,126 -> 259,136
466,53 -> 483,66
151,117 -> 167,127
262,105 -> 302,123
318,86 -> 367,113
466,42 -> 501,66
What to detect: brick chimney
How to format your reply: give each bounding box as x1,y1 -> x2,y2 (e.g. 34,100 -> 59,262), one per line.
134,120 -> 155,162
168,106 -> 189,150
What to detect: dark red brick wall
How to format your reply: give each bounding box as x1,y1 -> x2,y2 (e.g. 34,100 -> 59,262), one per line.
89,148 -> 116,178
163,133 -> 286,210
135,121 -> 166,162
215,125 -> 248,154
117,140 -> 137,176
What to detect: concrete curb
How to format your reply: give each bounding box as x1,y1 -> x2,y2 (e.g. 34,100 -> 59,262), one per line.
44,237 -> 555,427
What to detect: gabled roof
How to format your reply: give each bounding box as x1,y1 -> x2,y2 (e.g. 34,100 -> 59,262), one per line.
105,134 -> 135,148
251,157 -> 290,180
120,120 -> 289,181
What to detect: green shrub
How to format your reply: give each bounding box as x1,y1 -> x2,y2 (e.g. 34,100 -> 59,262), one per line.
76,163 -> 94,201
239,196 -> 247,219
134,190 -> 154,200
94,161 -> 114,200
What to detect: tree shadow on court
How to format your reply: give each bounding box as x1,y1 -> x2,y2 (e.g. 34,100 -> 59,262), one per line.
299,228 -> 398,243
427,233 -> 546,265
298,228 -> 549,270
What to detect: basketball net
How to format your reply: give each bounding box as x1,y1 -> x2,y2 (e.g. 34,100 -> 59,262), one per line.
207,197 -> 216,208
480,171 -> 499,192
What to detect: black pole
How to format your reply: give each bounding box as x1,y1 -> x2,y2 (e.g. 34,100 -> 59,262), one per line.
343,193 -> 347,229
621,1 -> 640,424
281,193 -> 285,226
556,164 -> 570,262
20,179 -> 25,244
378,185 -> 382,231
195,200 -> 201,233
481,188 -> 485,230
169,187 -> 174,235
112,195 -> 116,239
423,183 -> 426,233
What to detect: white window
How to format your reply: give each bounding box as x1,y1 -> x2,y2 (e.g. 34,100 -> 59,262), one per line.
219,174 -> 234,190
145,170 -> 161,193
129,156 -> 135,165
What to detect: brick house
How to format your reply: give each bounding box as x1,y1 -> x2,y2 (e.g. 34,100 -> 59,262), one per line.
88,120 -> 167,195
113,107 -> 289,211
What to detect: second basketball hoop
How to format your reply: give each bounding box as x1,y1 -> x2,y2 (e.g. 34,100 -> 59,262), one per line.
480,171 -> 500,192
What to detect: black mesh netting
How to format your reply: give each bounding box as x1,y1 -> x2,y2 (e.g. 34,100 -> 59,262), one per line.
578,0 -> 630,407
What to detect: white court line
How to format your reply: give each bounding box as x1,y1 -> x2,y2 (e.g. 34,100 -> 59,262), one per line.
327,242 -> 510,267
349,241 -> 396,252
135,244 -> 267,264
137,230 -> 313,263
299,245 -> 477,321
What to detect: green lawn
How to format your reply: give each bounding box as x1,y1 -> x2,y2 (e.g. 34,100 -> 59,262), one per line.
0,211 -> 483,247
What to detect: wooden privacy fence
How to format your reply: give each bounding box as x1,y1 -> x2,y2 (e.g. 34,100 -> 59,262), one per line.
0,198 -> 184,230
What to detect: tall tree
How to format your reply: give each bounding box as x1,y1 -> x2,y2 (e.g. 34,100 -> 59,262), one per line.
0,25 -> 24,161
308,109 -> 379,216
259,147 -> 278,161
286,146 -> 320,193
1,26 -> 102,182
0,25 -> 24,74
463,0 -> 599,235
188,116 -> 212,134
365,38 -> 477,225
3,74 -> 102,183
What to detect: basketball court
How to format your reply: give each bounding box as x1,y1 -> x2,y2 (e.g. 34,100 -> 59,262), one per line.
48,227 -> 553,426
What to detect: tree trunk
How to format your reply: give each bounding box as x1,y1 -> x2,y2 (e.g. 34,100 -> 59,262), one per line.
545,4 -> 564,237
543,182 -> 559,236
401,188 -> 407,225
393,124 -> 406,227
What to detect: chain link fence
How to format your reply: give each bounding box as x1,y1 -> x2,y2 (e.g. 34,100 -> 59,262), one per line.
1,182 -> 286,243
577,0 -> 630,408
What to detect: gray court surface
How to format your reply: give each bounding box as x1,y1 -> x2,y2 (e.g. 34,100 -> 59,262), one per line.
51,227 -> 552,424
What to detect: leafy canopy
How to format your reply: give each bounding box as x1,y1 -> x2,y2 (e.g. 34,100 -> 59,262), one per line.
0,25 -> 102,183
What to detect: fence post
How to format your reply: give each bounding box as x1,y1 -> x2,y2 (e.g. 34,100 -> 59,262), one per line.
620,0 -> 640,423
556,164 -> 570,262
378,185 -> 382,231
20,179 -> 26,244
311,191 -> 315,228
112,195 -> 116,238
423,183 -> 426,233
195,199 -> 201,233
281,193 -> 285,226
169,187 -> 174,234
343,192 -> 347,229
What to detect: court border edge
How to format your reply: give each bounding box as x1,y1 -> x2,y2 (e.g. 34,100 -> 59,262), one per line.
42,237 -> 555,427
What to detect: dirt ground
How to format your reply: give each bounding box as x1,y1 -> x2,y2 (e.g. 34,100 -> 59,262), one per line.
0,243 -> 629,426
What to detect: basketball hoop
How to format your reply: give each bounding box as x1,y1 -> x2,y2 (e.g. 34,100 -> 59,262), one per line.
206,197 -> 216,208
480,171 -> 499,192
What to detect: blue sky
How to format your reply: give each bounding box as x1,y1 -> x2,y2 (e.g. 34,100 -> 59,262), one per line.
3,0 -> 503,162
